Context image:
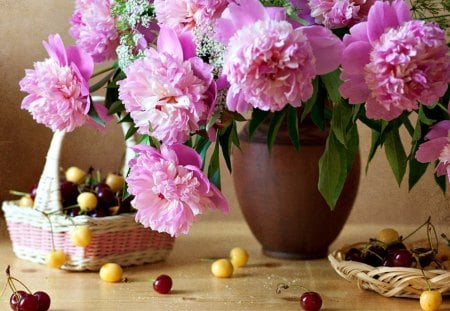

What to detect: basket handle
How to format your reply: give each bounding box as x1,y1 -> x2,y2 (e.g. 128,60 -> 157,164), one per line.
33,97 -> 136,214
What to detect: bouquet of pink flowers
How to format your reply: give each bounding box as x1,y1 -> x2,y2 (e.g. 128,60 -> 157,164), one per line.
19,0 -> 450,236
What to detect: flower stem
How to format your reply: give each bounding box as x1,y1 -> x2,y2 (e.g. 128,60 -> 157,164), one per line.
91,66 -> 115,79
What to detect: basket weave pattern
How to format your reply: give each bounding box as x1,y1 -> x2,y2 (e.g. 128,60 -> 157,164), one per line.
2,112 -> 174,271
328,243 -> 450,298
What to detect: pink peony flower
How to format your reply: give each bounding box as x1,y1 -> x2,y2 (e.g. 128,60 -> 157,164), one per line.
19,34 -> 94,132
126,143 -> 229,236
215,0 -> 343,113
416,121 -> 450,181
339,0 -> 450,121
308,0 -> 377,28
119,27 -> 217,144
69,0 -> 119,63
154,0 -> 229,32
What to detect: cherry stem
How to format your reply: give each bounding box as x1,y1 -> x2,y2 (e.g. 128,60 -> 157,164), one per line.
275,282 -> 309,294
276,283 -> 289,294
9,190 -> 30,197
5,266 -> 33,294
401,216 -> 432,242
41,212 -> 56,251
421,269 -> 432,291
425,221 -> 439,254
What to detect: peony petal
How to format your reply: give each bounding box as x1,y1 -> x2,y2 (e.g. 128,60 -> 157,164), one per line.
341,41 -> 371,75
424,120 -> 450,140
392,0 -> 411,25
43,34 -> 68,66
301,26 -> 343,74
214,0 -> 267,43
416,138 -> 449,163
343,22 -> 369,47
266,7 -> 286,21
178,31 -> 197,60
171,143 -> 203,168
366,1 -> 401,44
339,73 -> 370,104
157,26 -> 184,62
208,184 -> 230,213
66,45 -> 94,83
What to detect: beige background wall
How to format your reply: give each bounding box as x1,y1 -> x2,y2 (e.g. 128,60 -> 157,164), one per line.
1,1 -> 448,230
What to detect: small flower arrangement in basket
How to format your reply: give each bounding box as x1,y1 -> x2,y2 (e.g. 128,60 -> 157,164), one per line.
2,93 -> 176,271
328,218 -> 450,300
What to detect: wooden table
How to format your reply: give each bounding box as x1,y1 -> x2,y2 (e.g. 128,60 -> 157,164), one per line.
0,215 -> 448,310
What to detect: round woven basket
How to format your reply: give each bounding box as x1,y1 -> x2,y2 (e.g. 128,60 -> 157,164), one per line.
328,243 -> 450,298
2,97 -> 174,271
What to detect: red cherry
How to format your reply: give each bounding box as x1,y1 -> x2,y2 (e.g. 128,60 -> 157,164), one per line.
10,290 -> 27,310
33,291 -> 51,311
18,292 -> 39,311
153,274 -> 172,294
390,249 -> 413,267
300,291 -> 322,311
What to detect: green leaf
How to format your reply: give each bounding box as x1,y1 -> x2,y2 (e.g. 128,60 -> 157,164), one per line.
384,128 -> 407,185
108,101 -> 125,115
267,110 -> 286,153
287,106 -> 300,150
193,136 -> 211,170
366,129 -> 382,173
218,124 -> 234,172
230,121 -> 241,149
309,88 -> 326,130
331,98 -> 354,148
89,69 -> 115,93
320,69 -> 343,104
434,170 -> 446,193
208,141 -> 221,189
418,105 -> 435,125
124,124 -> 138,140
318,126 -> 358,209
408,157 -> 429,190
87,98 -> 106,128
248,109 -> 270,139
301,77 -> 319,120
206,111 -> 221,130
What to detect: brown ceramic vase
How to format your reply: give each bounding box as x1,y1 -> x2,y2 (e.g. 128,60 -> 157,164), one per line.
232,118 -> 360,259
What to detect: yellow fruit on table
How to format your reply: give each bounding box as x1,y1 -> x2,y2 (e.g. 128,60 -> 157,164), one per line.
46,250 -> 67,269
229,247 -> 249,268
419,290 -> 442,311
211,259 -> 234,278
70,225 -> 92,247
99,263 -> 123,283
377,228 -> 400,244
105,173 -> 125,193
18,195 -> 34,207
65,166 -> 87,184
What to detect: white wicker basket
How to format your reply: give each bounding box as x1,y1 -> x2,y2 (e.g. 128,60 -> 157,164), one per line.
328,243 -> 450,298
2,100 -> 174,271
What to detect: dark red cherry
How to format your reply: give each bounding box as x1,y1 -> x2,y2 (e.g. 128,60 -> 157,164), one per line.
153,274 -> 173,294
345,248 -> 363,262
390,249 -> 413,267
300,291 -> 322,311
10,290 -> 27,310
96,186 -> 117,209
18,292 -> 39,311
33,291 -> 51,311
